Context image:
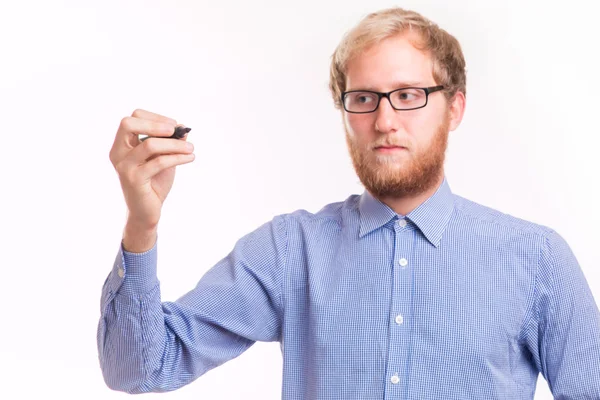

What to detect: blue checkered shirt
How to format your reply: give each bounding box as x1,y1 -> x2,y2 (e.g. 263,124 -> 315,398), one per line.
97,176 -> 600,398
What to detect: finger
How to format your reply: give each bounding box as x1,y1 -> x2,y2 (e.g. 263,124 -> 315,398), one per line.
140,125 -> 191,143
118,116 -> 175,143
139,153 -> 196,178
130,109 -> 178,143
110,117 -> 177,165
131,108 -> 177,126
130,135 -> 194,165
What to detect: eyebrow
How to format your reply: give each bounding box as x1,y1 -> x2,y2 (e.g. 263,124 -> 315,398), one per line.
348,81 -> 425,91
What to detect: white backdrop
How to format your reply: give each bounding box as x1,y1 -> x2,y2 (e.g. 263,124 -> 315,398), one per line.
0,0 -> 598,399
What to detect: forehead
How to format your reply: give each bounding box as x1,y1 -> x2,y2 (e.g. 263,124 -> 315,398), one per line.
345,33 -> 434,91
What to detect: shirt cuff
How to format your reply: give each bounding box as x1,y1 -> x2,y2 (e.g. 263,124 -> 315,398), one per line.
104,234 -> 160,299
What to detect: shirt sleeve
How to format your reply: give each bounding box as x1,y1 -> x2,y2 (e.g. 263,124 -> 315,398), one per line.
96,215 -> 288,394
523,229 -> 600,397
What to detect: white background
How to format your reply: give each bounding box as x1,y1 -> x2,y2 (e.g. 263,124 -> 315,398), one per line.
0,0 -> 598,398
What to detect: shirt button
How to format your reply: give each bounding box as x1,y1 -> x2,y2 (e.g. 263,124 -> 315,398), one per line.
399,258 -> 408,267
117,267 -> 124,278
398,219 -> 407,227
395,314 -> 404,325
391,374 -> 400,384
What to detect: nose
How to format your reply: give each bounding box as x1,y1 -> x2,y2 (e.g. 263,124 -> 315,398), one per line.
374,95 -> 397,133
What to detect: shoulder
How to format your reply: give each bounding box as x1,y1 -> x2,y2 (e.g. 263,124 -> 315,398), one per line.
275,193 -> 361,232
452,194 -> 556,241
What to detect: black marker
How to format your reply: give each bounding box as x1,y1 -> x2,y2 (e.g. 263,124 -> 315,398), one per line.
141,125 -> 191,142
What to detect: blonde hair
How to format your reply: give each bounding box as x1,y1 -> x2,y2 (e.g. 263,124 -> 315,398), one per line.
329,7 -> 467,110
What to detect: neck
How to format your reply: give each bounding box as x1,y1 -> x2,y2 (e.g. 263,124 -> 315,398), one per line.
373,172 -> 445,216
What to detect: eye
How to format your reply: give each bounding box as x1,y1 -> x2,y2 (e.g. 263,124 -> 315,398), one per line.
343,92 -> 379,112
391,89 -> 425,104
399,92 -> 416,100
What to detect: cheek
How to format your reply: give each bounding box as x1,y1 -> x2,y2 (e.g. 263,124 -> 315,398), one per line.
404,110 -> 441,140
345,114 -> 373,137
399,110 -> 428,132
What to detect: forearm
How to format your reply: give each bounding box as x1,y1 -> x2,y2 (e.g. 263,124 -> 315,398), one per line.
98,284 -> 166,393
98,238 -> 223,394
97,237 -> 192,394
97,240 -> 164,393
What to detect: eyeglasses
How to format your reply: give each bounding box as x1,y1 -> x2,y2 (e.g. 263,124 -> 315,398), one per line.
341,85 -> 444,113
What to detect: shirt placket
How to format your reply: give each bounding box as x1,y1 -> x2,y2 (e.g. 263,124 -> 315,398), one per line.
385,217 -> 415,399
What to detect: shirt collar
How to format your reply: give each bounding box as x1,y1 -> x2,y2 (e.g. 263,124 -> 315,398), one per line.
358,175 -> 455,247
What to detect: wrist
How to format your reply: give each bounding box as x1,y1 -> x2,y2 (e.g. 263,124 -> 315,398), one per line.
122,222 -> 158,253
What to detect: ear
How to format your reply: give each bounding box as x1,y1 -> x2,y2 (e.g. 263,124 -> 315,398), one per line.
448,91 -> 466,131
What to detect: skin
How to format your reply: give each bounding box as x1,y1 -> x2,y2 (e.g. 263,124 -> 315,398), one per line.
342,32 -> 466,216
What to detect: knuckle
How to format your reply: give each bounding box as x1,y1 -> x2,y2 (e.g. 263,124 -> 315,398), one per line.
119,116 -> 133,131
132,108 -> 145,117
155,156 -> 168,169
143,138 -> 157,153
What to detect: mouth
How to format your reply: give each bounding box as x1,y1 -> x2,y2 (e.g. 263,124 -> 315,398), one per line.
374,146 -> 407,153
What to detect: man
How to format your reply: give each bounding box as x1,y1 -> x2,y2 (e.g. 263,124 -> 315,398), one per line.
98,6 -> 600,399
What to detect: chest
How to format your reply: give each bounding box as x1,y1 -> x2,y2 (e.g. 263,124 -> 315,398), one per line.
284,229 -> 534,366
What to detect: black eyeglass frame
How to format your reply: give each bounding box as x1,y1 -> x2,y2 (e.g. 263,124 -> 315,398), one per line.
341,85 -> 445,113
